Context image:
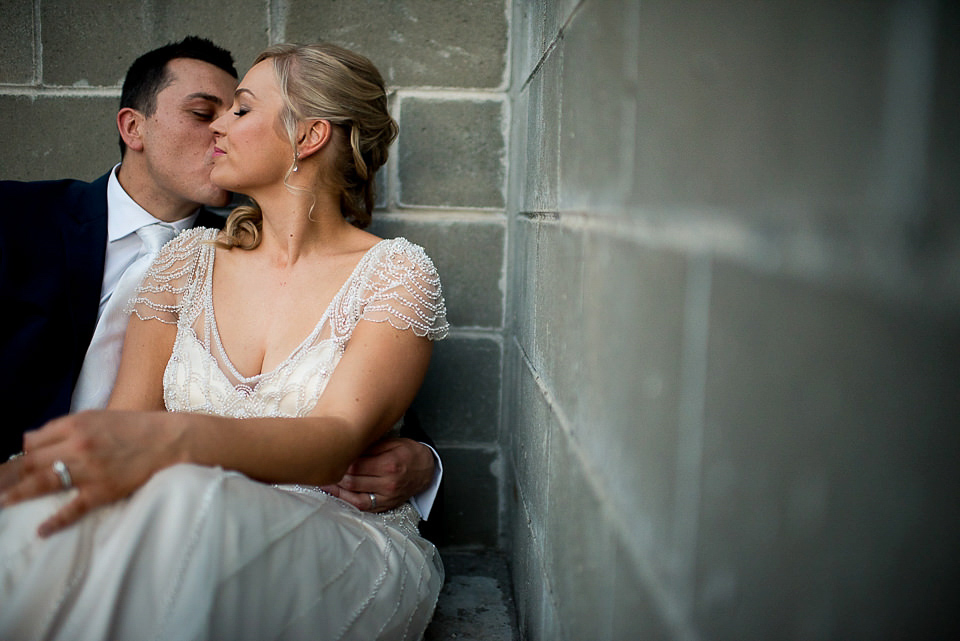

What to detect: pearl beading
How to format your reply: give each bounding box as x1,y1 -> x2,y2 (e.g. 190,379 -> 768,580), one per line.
129,227 -> 449,420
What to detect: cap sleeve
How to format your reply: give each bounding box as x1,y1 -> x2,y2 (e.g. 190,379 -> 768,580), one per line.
127,227 -> 213,325
358,239 -> 449,340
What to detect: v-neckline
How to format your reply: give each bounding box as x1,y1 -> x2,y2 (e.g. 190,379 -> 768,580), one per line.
205,237 -> 389,384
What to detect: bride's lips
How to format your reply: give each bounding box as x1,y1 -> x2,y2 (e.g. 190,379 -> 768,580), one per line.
212,146 -> 226,157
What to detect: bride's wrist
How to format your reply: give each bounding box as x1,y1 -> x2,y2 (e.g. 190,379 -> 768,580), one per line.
155,411 -> 194,468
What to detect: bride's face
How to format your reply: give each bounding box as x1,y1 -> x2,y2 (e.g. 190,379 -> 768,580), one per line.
209,60 -> 293,194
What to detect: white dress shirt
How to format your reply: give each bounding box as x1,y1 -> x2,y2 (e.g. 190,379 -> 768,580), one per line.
70,166 -> 197,413
97,166 -> 198,322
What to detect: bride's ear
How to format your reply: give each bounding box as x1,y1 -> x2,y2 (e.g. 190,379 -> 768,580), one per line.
295,119 -> 332,161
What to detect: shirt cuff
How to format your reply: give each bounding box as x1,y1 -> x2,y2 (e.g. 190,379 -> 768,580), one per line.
408,443 -> 442,520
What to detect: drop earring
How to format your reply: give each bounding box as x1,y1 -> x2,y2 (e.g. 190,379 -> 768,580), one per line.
293,152 -> 300,172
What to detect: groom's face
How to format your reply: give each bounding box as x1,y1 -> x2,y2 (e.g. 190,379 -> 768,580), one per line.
139,58 -> 238,211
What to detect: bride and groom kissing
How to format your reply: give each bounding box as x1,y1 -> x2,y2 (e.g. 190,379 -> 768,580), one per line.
0,36 -> 448,640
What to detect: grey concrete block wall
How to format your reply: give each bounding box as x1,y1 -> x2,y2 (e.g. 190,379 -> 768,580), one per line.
398,98 -> 507,209
0,95 -> 116,181
0,1 -> 509,549
507,1 -> 960,640
283,0 -> 508,89
40,0 -> 267,86
0,1 -> 34,84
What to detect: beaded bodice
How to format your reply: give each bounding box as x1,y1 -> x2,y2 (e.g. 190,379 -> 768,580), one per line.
130,227 -> 448,418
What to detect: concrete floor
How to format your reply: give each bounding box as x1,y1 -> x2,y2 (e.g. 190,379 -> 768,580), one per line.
424,549 -> 518,641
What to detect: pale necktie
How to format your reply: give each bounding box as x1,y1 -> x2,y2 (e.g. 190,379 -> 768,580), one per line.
71,223 -> 178,412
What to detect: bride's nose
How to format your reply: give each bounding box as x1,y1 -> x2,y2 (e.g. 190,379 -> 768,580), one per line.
210,113 -> 226,136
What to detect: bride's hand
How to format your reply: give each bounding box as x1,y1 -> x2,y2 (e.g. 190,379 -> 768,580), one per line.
0,454 -> 25,494
0,410 -> 176,537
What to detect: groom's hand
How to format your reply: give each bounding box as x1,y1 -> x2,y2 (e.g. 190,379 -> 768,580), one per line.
321,437 -> 434,512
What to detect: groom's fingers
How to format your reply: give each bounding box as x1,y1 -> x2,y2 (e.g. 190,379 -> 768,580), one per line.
331,485 -> 399,512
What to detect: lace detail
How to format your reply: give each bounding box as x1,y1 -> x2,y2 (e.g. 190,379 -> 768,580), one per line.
128,227 -> 211,325
130,228 -> 448,420
338,237 -> 449,342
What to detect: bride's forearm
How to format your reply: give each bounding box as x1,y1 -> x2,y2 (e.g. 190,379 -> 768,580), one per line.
164,412 -> 371,486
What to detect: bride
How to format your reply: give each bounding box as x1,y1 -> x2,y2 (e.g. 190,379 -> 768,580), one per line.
0,43 -> 447,640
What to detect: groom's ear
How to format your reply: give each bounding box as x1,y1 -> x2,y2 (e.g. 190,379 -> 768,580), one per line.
295,119 -> 333,161
117,108 -> 145,153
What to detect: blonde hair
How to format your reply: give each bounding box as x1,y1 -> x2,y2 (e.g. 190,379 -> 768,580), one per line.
220,43 -> 398,249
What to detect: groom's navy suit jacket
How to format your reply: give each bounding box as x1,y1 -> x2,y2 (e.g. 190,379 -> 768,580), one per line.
0,172 -> 225,458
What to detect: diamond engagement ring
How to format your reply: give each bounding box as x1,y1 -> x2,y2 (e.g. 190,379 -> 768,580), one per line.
369,493 -> 377,510
52,460 -> 73,489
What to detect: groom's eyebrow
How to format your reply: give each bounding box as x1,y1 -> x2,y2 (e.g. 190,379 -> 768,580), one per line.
183,92 -> 225,104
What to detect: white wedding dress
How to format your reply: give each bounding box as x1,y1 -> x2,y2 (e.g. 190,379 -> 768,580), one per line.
0,228 -> 448,641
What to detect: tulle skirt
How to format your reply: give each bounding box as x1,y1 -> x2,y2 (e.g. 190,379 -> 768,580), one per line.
0,464 -> 442,641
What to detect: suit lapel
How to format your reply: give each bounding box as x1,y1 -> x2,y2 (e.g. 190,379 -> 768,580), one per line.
63,173 -> 110,371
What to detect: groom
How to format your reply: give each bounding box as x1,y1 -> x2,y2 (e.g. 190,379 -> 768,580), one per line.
0,37 -> 440,520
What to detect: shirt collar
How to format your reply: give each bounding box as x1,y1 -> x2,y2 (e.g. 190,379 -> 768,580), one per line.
106,164 -> 200,242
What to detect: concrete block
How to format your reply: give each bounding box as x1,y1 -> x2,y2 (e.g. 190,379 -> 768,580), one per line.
511,0 -> 539,88
412,336 -> 502,444
537,575 -> 562,641
533,221 -> 582,421
511,218 -> 538,354
558,0 -> 640,214
282,0 -> 507,89
40,0 -> 266,86
508,507 -> 537,640
373,166 -> 388,210
511,355 -> 552,542
510,508 -> 558,641
436,446 -> 500,547
514,0 -> 575,84
373,93 -> 398,210
628,2 -> 897,232
611,537 -> 675,641
542,0 -> 579,51
922,4 -> 960,275
694,260 -> 960,639
578,232 -> 688,582
522,46 -> 561,214
369,217 -> 505,329
0,96 -> 117,181
0,2 -> 34,84
398,98 -> 506,209
505,80 -> 529,216
544,428 -> 615,641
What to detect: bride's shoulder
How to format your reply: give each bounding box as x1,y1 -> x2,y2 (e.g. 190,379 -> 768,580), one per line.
372,237 -> 439,274
159,226 -> 219,256
148,227 -> 218,281
357,236 -> 448,339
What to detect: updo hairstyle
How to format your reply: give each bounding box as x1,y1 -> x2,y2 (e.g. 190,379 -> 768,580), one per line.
221,43 -> 398,249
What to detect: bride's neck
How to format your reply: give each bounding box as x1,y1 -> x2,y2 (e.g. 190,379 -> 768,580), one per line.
255,189 -> 352,261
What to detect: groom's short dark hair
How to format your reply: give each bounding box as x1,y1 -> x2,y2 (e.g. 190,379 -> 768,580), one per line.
118,36 -> 237,156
